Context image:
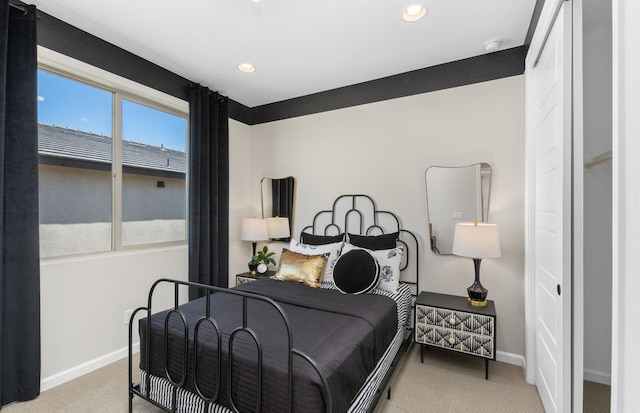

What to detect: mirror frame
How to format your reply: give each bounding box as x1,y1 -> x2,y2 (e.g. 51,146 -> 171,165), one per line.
425,163 -> 492,255
261,176 -> 295,242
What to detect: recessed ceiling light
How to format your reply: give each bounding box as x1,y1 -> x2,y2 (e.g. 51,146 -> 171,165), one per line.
403,5 -> 427,22
238,63 -> 256,73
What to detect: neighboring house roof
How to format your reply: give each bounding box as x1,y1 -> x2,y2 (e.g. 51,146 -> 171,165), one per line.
38,123 -> 186,177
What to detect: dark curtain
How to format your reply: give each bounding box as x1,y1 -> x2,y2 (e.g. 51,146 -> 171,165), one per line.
188,84 -> 229,300
0,1 -> 41,406
272,178 -> 294,241
271,178 -> 293,219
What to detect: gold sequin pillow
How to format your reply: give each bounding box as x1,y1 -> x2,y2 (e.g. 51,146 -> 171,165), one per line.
273,249 -> 329,288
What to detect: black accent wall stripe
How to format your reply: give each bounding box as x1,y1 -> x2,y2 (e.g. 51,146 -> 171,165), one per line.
228,100 -> 252,125
249,47 -> 526,125
36,9 -> 192,104
34,6 -> 528,127
35,8 -> 253,126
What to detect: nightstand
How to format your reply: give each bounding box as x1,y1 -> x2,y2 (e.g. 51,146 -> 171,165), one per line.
414,291 -> 496,379
235,270 -> 275,286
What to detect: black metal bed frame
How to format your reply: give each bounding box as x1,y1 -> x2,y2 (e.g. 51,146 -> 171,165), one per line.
129,194 -> 419,413
128,279 -> 332,413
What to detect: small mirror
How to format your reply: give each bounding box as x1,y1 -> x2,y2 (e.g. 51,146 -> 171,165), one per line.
425,163 -> 492,255
261,176 -> 295,241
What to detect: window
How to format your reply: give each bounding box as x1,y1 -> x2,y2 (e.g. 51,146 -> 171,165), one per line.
37,66 -> 188,258
121,99 -> 187,246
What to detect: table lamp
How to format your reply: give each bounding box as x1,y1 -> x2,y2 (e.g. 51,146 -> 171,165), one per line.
452,221 -> 501,307
240,218 -> 268,258
267,216 -> 290,240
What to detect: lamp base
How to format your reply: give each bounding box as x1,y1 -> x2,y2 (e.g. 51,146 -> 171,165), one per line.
467,258 -> 488,306
468,297 -> 488,307
467,283 -> 488,301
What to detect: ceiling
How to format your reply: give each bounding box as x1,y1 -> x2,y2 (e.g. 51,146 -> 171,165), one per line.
30,0 -> 538,108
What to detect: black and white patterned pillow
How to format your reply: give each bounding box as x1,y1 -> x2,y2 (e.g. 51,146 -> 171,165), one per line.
332,249 -> 379,295
288,239 -> 344,284
342,243 -> 403,293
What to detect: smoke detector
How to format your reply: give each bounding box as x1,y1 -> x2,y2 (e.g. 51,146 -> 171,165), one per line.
484,40 -> 502,53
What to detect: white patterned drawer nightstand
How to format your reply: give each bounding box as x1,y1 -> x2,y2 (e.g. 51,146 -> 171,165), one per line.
414,291 -> 496,379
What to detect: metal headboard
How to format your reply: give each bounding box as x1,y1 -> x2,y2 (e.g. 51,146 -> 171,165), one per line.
301,194 -> 419,296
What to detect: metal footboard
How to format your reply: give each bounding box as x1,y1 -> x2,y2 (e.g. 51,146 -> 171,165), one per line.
128,278 -> 332,413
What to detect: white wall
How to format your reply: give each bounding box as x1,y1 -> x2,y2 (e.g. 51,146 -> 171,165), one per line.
582,0 -> 613,385
612,0 -> 640,409
241,75 -> 526,358
40,245 -> 188,390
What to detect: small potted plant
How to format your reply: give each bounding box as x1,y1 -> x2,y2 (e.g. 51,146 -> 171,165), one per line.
249,245 -> 276,275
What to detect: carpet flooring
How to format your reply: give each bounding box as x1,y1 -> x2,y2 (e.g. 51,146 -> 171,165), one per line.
2,344 -> 609,412
376,344 -> 544,412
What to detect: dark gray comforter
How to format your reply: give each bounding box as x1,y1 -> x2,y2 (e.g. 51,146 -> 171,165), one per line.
139,278 -> 398,413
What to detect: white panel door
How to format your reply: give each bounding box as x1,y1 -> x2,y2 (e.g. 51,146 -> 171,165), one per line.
527,3 -> 572,412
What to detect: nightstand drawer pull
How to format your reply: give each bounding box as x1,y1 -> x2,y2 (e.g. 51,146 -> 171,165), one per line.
449,317 -> 456,325
448,336 -> 456,345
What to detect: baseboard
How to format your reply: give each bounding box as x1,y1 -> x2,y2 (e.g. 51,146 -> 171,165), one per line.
584,368 -> 611,385
41,343 -> 140,392
496,350 -> 525,367
40,346 -> 527,392
496,354 -> 611,386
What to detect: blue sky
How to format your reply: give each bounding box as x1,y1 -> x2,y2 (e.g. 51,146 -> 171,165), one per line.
37,70 -> 187,151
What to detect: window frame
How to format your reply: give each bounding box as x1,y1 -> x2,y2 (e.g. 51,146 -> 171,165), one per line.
38,46 -> 190,258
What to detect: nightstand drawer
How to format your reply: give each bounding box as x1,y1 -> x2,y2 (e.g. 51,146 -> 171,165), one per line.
235,271 -> 275,286
414,291 -> 496,378
237,275 -> 259,285
415,324 -> 494,359
416,304 -> 494,336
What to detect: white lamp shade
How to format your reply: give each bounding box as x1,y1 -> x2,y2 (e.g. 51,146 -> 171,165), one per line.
267,217 -> 290,239
452,222 -> 501,258
240,218 -> 269,242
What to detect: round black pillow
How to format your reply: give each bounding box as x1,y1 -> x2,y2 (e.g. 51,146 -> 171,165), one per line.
333,249 -> 379,294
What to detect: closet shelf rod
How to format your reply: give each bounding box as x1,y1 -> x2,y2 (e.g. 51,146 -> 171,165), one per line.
585,151 -> 612,168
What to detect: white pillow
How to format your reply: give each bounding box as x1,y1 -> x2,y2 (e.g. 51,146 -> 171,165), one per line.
288,239 -> 344,284
341,243 -> 403,293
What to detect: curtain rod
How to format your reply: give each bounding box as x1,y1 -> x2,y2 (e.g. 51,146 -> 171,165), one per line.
585,151 -> 612,168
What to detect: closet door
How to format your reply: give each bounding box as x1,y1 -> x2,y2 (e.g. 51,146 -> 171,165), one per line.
525,1 -> 573,412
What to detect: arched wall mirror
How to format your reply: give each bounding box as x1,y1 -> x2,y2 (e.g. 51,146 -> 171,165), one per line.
425,163 -> 492,255
261,176 -> 295,241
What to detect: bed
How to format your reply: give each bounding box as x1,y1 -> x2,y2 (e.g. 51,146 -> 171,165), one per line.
128,194 -> 419,413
